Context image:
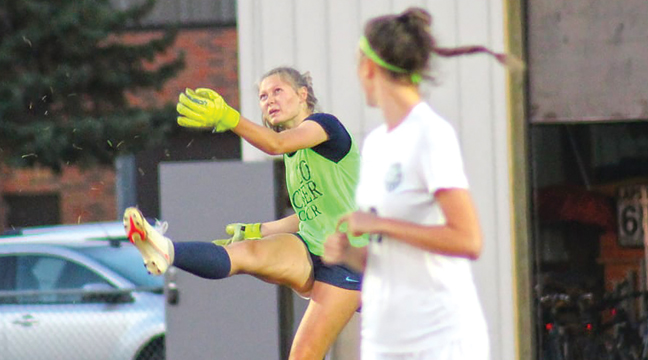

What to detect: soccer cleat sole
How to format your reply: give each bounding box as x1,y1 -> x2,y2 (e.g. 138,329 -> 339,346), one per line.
123,208 -> 169,276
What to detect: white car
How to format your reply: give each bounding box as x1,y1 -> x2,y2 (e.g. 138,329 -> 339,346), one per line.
0,222 -> 165,360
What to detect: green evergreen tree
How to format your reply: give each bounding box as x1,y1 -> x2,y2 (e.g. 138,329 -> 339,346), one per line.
0,0 -> 184,171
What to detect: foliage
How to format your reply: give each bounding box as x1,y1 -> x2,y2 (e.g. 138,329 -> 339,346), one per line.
0,0 -> 184,171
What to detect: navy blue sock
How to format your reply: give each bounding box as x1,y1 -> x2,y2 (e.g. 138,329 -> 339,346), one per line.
173,242 -> 232,279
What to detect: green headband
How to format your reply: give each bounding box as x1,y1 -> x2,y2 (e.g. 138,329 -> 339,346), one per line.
358,36 -> 422,84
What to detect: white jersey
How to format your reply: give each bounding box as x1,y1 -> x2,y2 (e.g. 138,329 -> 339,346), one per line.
356,102 -> 488,353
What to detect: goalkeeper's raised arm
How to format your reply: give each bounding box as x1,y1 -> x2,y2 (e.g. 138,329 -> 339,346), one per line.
176,77 -> 328,156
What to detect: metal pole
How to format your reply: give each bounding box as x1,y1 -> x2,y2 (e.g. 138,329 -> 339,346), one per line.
642,186 -> 648,291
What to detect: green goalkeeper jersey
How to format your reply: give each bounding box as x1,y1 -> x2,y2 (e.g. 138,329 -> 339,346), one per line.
284,113 -> 368,256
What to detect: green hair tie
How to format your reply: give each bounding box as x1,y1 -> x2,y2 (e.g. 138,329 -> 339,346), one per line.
358,36 -> 422,84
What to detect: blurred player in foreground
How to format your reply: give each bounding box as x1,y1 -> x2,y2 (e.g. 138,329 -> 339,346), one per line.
324,7 -> 518,360
124,66 -> 366,360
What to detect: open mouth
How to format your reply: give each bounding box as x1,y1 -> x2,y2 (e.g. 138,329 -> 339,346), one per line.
268,109 -> 280,117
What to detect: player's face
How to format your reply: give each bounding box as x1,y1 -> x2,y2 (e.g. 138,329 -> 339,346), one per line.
356,53 -> 378,107
258,74 -> 307,128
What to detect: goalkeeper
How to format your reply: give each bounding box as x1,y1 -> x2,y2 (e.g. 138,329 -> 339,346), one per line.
124,67 -> 367,360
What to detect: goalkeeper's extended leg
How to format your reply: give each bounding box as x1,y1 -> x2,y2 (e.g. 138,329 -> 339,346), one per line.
123,207 -> 174,275
123,207 -> 233,279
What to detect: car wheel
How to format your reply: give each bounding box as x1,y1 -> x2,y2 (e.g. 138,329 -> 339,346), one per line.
136,336 -> 165,360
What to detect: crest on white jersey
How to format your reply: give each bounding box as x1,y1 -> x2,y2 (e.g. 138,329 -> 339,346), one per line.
384,163 -> 402,191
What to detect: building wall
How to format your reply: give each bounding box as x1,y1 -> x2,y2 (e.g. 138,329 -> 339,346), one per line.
125,27 -> 239,108
0,165 -> 117,229
528,0 -> 648,123
0,27 -> 239,232
238,1 -> 515,359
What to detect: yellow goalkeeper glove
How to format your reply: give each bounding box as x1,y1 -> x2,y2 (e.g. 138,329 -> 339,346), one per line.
212,223 -> 262,246
177,88 -> 240,132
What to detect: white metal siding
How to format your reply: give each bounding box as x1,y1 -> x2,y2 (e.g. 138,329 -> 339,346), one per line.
238,1 -> 514,359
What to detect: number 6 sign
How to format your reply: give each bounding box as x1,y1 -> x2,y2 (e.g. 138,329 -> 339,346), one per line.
617,185 -> 648,247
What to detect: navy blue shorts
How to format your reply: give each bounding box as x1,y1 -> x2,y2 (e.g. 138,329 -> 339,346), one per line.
295,233 -> 362,291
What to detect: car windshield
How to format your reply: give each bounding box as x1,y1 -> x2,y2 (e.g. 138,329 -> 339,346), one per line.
76,244 -> 164,289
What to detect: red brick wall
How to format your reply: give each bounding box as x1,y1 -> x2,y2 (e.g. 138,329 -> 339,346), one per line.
598,231 -> 644,291
125,27 -> 240,108
0,27 -> 238,233
1,165 -> 117,227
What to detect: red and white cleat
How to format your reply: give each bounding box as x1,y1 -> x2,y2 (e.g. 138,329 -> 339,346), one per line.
123,207 -> 174,275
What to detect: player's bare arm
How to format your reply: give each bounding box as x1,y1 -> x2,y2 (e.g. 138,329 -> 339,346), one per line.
323,232 -> 368,273
261,213 -> 300,236
233,116 -> 328,155
344,188 -> 483,260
